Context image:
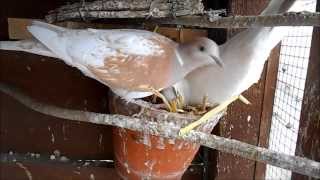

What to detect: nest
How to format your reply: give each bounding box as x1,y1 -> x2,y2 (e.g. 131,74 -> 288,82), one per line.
108,92 -> 224,133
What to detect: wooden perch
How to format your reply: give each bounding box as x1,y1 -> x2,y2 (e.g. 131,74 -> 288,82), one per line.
151,12 -> 320,28
0,82 -> 319,178
45,0 -> 320,28
45,0 -> 204,23
1,152 -> 114,168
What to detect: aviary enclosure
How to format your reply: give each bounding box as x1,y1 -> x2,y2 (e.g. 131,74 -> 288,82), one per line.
0,0 -> 319,179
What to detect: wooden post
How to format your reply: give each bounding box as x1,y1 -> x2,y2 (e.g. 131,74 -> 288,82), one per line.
292,1 -> 320,179
254,45 -> 281,180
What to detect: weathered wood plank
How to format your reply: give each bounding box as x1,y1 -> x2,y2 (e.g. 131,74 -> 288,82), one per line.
254,45 -> 281,180
292,3 -> 320,179
215,0 -> 269,179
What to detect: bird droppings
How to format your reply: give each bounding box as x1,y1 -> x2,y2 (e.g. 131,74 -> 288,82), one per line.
9,151 -> 13,155
60,156 -> 69,162
124,162 -> 131,174
247,115 -> 252,122
26,66 -> 31,71
73,171 -> 81,175
50,155 -> 56,160
51,133 -> 55,144
156,137 -> 165,149
89,174 -> 95,180
16,162 -> 33,180
35,154 -> 40,158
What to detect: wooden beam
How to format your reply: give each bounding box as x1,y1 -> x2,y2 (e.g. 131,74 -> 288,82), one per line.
8,18 -> 34,40
45,0 -> 204,23
151,12 -> 320,28
254,45 -> 281,180
292,6 -> 320,180
7,18 -> 207,40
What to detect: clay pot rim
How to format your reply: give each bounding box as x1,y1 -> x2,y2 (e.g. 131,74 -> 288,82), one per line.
110,93 -> 224,128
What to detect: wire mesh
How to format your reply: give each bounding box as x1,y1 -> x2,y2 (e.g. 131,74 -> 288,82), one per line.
265,1 -> 316,179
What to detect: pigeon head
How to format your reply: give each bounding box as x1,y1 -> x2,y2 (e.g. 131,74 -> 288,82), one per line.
177,37 -> 223,69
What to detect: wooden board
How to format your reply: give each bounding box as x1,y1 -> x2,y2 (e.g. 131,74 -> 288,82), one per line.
7,18 -> 207,40
254,45 -> 280,180
8,18 -> 34,39
292,10 -> 320,180
214,0 -> 274,179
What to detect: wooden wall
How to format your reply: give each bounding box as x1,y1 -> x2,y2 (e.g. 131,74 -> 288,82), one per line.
0,0 -> 117,178
213,0 -> 279,179
0,1 -> 210,179
292,1 -> 320,179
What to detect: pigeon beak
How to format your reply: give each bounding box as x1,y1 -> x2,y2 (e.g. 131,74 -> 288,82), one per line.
210,55 -> 224,68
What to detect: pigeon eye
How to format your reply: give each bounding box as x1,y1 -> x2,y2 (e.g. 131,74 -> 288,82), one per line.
199,46 -> 205,52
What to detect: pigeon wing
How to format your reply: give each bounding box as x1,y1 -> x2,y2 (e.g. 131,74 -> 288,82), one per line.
27,21 -> 177,91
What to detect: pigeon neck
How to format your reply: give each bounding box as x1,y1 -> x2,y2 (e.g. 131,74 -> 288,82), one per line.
174,47 -> 205,77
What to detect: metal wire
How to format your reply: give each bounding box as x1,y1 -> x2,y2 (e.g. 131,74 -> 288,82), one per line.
265,25 -> 314,180
265,1 -> 317,178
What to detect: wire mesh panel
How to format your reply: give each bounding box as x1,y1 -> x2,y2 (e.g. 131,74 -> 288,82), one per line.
265,1 -> 317,179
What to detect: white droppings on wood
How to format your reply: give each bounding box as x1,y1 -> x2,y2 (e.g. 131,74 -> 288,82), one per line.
16,162 -> 33,180
89,174 -> 95,180
247,115 -> 251,122
124,162 -> 131,174
26,66 -> 31,71
9,151 -> 13,155
51,133 -> 55,144
156,137 -> 165,149
60,156 -> 69,162
73,171 -> 81,175
50,155 -> 56,160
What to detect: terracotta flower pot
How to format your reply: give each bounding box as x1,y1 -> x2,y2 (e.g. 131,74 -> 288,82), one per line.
109,93 -> 222,180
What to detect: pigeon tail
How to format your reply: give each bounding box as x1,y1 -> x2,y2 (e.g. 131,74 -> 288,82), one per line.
27,21 -> 69,60
261,0 -> 296,15
0,39 -> 57,58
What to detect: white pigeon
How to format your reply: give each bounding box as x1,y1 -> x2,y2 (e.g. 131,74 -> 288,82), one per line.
165,0 -> 297,106
0,21 -> 223,102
